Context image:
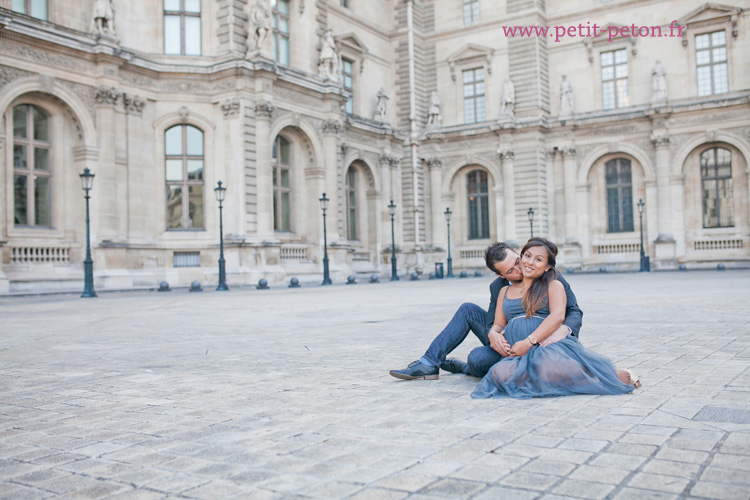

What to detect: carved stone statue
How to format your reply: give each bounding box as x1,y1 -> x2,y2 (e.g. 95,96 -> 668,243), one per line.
91,0 -> 117,40
248,0 -> 270,53
500,78 -> 515,119
426,91 -> 442,128
318,30 -> 340,82
374,88 -> 389,122
560,75 -> 574,118
651,60 -> 668,105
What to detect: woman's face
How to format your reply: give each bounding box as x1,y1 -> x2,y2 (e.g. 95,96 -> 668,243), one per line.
521,245 -> 551,279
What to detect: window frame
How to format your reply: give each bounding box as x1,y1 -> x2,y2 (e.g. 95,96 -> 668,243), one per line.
341,57 -> 355,114
164,0 -> 202,56
695,30 -> 729,96
462,67 -> 486,124
271,0 -> 290,66
165,124 -> 205,231
604,158 -> 634,233
600,48 -> 629,110
272,135 -> 292,232
345,167 -> 357,241
11,0 -> 48,20
700,147 -> 734,228
13,104 -> 52,228
463,0 -> 479,26
466,169 -> 490,240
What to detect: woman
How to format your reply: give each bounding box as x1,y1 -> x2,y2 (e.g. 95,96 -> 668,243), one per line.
472,237 -> 641,399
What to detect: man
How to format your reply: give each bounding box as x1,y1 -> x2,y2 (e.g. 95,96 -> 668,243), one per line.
389,241 -> 583,380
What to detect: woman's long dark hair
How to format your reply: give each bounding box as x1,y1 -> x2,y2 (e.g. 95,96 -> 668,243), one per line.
521,237 -> 559,318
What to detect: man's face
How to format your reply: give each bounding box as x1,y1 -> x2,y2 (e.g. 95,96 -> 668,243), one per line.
492,250 -> 523,283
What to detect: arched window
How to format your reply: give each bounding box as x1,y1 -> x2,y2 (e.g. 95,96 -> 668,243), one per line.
164,0 -> 201,55
467,169 -> 489,239
13,104 -> 51,227
272,0 -> 290,65
701,147 -> 734,228
165,124 -> 204,230
605,158 -> 634,233
346,167 -> 357,240
272,135 -> 291,231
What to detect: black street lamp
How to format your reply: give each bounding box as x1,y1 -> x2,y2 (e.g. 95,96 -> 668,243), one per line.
637,198 -> 649,272
319,193 -> 332,285
527,207 -> 535,237
388,200 -> 399,281
79,168 -> 97,298
214,180 -> 229,291
444,207 -> 455,278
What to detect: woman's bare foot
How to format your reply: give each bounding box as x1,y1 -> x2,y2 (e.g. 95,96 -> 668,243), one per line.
617,368 -> 641,388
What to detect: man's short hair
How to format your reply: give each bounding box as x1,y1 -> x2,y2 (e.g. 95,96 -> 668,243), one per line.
484,242 -> 516,274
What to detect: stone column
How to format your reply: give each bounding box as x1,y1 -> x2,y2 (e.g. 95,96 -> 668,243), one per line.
545,148 -> 558,242
561,145 -> 578,244
94,85 -> 120,242
254,100 -> 274,240
219,98 -> 243,240
499,149 -> 517,245
651,133 -> 676,265
321,119 -> 342,243
427,158 -> 444,248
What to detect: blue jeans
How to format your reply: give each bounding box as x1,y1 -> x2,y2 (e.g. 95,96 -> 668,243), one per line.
422,303 -> 504,377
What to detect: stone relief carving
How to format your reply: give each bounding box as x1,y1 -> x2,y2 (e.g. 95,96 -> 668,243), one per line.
321,119 -> 342,135
94,86 -> 120,106
379,154 -> 400,168
0,65 -> 34,88
91,0 -> 118,41
426,91 -> 442,129
0,44 -> 86,73
59,80 -> 97,125
560,145 -> 577,157
498,148 -> 515,161
123,93 -> 145,114
650,134 -> 671,149
425,157 -> 443,169
254,100 -> 275,118
179,106 -> 189,118
221,98 -> 241,117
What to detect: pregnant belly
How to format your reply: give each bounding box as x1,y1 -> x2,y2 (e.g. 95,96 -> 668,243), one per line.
505,315 -> 545,344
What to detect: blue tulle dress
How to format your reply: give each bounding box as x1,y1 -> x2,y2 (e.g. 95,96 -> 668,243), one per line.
471,291 -> 634,399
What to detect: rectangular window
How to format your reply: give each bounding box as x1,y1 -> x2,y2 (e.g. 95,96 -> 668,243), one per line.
601,49 -> 629,110
463,0 -> 479,25
701,148 -> 734,227
12,0 -> 47,20
463,68 -> 485,124
164,0 -> 201,56
165,124 -> 205,230
346,168 -> 357,240
272,0 -> 290,65
467,170 -> 489,239
342,58 -> 354,114
13,104 -> 51,228
696,31 -> 728,96
605,158 -> 634,233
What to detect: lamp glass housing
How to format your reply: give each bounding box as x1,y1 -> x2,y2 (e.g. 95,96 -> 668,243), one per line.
214,181 -> 226,202
444,207 -> 452,222
388,200 -> 396,216
79,168 -> 95,191
319,193 -> 329,211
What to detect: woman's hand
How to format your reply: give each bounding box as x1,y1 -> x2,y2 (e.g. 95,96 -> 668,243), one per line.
508,339 -> 532,357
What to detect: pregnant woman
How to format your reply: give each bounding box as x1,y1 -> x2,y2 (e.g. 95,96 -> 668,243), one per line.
472,237 -> 641,399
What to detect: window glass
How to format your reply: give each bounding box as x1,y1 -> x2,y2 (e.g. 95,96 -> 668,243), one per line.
13,106 -> 27,138
14,145 -> 28,169
165,126 -> 182,155
12,0 -> 25,14
279,37 -> 290,65
186,125 -> 203,155
166,160 -> 183,181
30,0 -> 47,19
34,148 -> 49,171
164,0 -> 180,11
188,185 -> 203,228
184,0 -> 200,13
605,158 -> 634,232
164,15 -> 181,54
184,16 -> 201,55
187,160 -> 203,180
278,0 -> 289,15
167,186 -> 183,229
14,175 -> 28,225
278,137 -> 290,164
32,107 -> 48,141
281,192 -> 291,230
34,176 -> 50,226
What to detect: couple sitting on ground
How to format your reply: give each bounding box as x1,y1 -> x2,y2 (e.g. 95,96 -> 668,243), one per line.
389,238 -> 641,399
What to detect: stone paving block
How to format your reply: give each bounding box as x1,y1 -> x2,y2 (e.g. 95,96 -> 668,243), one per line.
298,480 -> 363,499
400,460 -> 464,478
689,481 -> 750,500
606,442 -> 659,457
64,481 -> 131,499
551,479 -> 615,499
472,485 -> 544,500
557,438 -> 609,453
708,453 -> 750,471
610,487 -> 680,500
346,487 -> 409,500
499,471 -> 560,491
450,463 -> 510,483
36,473 -> 103,494
699,465 -> 750,486
537,448 -> 594,465
626,472 -> 691,494
0,485 -> 53,500
13,467 -> 71,486
373,471 -> 435,492
719,433 -> 750,455
106,488 -> 167,500
568,465 -> 629,485
180,479 -> 255,500
653,447 -> 709,464
641,458 -> 701,478
588,453 -> 647,470
422,478 -> 485,498
0,461 -> 43,480
519,459 -> 577,476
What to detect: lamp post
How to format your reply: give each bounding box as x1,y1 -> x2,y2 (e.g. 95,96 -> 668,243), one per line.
527,207 -> 535,237
214,181 -> 229,291
388,200 -> 399,281
637,198 -> 648,272
444,207 -> 455,278
319,193 -> 332,285
79,168 -> 97,298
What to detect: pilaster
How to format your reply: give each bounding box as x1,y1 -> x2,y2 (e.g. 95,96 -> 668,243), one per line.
499,148 -> 517,245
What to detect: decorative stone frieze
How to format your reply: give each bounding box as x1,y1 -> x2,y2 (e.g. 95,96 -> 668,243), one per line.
321,119 -> 342,135
425,157 -> 443,169
379,154 -> 400,169
123,93 -> 145,114
560,145 -> 577,157
650,134 -> 671,149
94,85 -> 119,106
498,149 -> 515,161
221,98 -> 240,117
254,100 -> 275,118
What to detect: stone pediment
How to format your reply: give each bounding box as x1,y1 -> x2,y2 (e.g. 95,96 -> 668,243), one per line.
584,24 -> 638,63
446,44 -> 495,81
678,3 -> 742,27
335,32 -> 369,72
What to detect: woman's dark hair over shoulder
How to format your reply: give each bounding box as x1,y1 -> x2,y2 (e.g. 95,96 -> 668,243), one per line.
521,237 -> 560,317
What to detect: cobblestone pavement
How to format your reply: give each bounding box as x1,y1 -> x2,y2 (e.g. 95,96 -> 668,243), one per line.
1,270 -> 749,500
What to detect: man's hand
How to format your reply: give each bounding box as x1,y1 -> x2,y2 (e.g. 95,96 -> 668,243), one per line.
539,325 -> 570,346
489,329 -> 510,357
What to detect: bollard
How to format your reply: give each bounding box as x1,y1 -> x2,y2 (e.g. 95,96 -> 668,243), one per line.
257,278 -> 269,289
567,268 -> 575,274
158,281 -> 171,292
717,263 -> 726,271
429,271 -> 437,280
599,267 -> 607,273
410,272 -> 419,281
474,270 -> 482,277
346,275 -> 357,285
189,281 -> 203,292
459,271 -> 468,278
679,264 -> 687,271
288,277 -> 300,288
370,274 -> 380,283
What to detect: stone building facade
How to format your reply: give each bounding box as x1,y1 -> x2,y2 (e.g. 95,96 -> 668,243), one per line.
0,0 -> 748,292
